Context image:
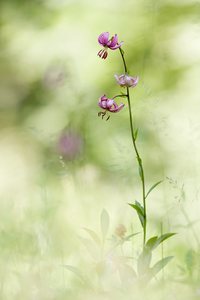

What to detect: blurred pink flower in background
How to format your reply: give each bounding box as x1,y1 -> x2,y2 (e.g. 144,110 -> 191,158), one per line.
97,32 -> 123,59
43,65 -> 66,89
98,95 -> 125,113
115,224 -> 127,239
114,74 -> 139,88
57,131 -> 83,161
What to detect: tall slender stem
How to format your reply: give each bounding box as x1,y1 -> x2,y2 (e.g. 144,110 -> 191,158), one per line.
119,47 -> 147,246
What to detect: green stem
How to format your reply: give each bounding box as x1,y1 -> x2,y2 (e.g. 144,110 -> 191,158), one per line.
119,47 -> 147,246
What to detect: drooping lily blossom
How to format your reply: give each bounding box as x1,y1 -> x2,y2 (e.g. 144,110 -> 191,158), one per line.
114,74 -> 139,88
97,32 -> 123,59
98,94 -> 125,119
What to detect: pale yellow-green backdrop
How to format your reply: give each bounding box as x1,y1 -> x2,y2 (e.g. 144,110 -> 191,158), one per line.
0,0 -> 200,299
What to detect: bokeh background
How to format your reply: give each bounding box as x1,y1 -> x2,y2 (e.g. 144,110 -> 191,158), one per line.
1,0 -> 200,299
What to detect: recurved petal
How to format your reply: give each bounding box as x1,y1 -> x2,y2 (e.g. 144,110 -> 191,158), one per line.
100,94 -> 108,101
107,34 -> 118,48
130,76 -> 139,87
114,74 -> 126,86
99,100 -> 107,109
109,103 -> 125,113
109,41 -> 123,50
98,32 -> 109,46
106,99 -> 114,108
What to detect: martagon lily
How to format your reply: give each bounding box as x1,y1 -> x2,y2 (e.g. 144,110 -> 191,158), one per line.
115,74 -> 139,88
97,32 -> 123,59
98,95 -> 125,120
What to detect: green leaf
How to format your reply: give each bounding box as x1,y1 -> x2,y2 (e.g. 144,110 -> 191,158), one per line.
83,228 -> 101,245
146,236 -> 158,250
137,248 -> 152,276
129,201 -> 144,228
154,233 -> 176,249
145,180 -> 163,199
185,249 -> 196,273
136,157 -> 143,180
101,209 -> 110,239
64,265 -> 85,283
123,232 -> 140,242
151,256 -> 173,277
146,233 -> 176,251
134,128 -> 139,140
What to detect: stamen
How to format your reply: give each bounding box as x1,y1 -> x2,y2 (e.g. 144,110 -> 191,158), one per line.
97,49 -> 103,57
102,50 -> 108,59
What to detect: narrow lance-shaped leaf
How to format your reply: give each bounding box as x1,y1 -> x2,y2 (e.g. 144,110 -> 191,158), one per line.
129,201 -> 144,228
145,180 -> 163,199
138,165 -> 143,180
150,256 -> 173,277
145,236 -> 158,250
137,157 -> 143,180
123,232 -> 140,242
134,128 -> 139,140
137,248 -> 152,276
146,233 -> 176,251
101,209 -> 110,239
64,265 -> 86,283
83,227 -> 101,245
154,233 -> 176,249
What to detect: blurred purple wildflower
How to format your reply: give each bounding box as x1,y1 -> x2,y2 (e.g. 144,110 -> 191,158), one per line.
114,74 -> 139,88
57,131 -> 83,161
97,32 -> 123,59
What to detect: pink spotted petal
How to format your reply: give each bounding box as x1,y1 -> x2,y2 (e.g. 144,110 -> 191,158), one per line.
109,41 -> 123,50
130,76 -> 139,87
99,100 -> 107,109
107,34 -> 118,48
100,95 -> 107,101
106,99 -> 114,108
109,103 -> 125,113
98,32 -> 109,46
114,74 -> 126,86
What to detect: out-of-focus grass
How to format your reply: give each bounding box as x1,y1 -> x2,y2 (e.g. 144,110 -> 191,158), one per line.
0,0 -> 200,299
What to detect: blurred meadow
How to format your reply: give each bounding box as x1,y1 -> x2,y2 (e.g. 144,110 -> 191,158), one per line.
1,0 -> 200,299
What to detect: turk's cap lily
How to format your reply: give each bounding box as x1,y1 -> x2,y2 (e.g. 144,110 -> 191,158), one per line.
97,32 -> 123,59
98,32 -> 123,50
114,74 -> 139,88
98,95 -> 125,113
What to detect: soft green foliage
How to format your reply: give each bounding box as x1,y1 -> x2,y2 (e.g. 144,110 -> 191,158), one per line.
101,209 -> 110,240
0,0 -> 200,299
146,233 -> 176,251
129,201 -> 145,227
145,181 -> 163,199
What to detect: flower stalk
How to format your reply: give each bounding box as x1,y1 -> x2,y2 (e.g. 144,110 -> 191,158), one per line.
118,47 -> 147,246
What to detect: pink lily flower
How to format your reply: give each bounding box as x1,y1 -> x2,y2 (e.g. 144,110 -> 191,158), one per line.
97,32 -> 123,59
114,74 -> 139,88
98,95 -> 125,120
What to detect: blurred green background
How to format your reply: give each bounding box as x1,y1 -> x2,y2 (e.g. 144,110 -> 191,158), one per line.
1,0 -> 200,299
